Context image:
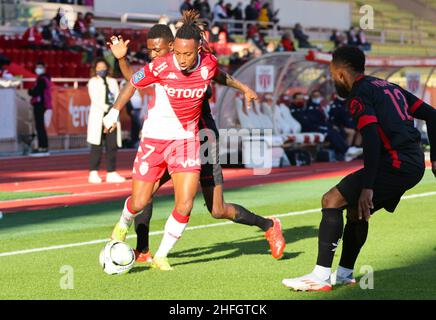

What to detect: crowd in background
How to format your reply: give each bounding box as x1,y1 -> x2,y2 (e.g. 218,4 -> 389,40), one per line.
262,90 -> 362,161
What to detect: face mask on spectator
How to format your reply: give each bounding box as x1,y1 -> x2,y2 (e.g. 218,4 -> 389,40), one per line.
35,67 -> 45,75
312,97 -> 322,105
97,70 -> 108,78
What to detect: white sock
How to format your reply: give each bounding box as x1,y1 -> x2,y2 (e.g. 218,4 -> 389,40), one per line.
337,265 -> 354,278
119,197 -> 137,229
313,265 -> 332,281
155,211 -> 189,258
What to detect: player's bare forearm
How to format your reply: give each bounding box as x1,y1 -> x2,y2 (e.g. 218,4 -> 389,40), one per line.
112,82 -> 136,111
118,57 -> 134,80
213,70 -> 258,104
214,70 -> 247,92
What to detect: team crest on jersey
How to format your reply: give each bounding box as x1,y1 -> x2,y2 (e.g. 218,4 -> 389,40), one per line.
133,69 -> 145,84
201,66 -> 209,80
348,98 -> 364,116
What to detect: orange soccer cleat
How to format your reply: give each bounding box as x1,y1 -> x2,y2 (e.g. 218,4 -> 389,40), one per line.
134,250 -> 153,265
265,217 -> 286,259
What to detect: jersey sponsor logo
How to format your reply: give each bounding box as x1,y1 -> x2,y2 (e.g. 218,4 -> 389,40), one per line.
167,72 -> 178,79
163,84 -> 208,99
132,69 -> 145,84
200,66 -> 209,80
180,158 -> 201,168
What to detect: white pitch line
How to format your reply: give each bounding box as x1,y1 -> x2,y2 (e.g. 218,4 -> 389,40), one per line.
0,190 -> 435,258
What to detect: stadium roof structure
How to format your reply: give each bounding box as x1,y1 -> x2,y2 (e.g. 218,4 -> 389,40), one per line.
216,51 -> 436,131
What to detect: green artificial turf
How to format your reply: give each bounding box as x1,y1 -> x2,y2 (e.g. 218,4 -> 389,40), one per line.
0,171 -> 435,300
0,192 -> 69,201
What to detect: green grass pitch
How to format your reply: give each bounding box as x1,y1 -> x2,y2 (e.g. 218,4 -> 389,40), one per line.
0,171 -> 435,300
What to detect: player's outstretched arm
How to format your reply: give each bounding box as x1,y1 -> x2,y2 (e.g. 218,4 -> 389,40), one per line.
107,35 -> 134,80
411,102 -> 436,176
103,81 -> 136,133
213,70 -> 258,107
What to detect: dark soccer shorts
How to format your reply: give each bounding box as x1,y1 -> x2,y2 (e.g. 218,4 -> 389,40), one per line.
198,114 -> 224,188
336,165 -> 425,213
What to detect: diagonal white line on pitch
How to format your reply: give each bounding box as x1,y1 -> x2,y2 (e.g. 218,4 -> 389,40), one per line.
0,191 -> 435,258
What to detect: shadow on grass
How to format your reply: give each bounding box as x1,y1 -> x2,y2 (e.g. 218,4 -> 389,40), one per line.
168,226 -> 318,267
304,253 -> 436,300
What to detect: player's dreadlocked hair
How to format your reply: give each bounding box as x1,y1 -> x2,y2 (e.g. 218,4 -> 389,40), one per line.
176,9 -> 212,53
147,24 -> 174,43
332,45 -> 366,73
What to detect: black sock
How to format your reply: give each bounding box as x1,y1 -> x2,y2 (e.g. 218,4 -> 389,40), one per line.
134,203 -> 153,253
232,204 -> 273,232
339,219 -> 368,269
316,208 -> 344,268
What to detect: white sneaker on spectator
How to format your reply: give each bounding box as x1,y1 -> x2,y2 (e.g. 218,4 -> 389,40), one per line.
345,146 -> 363,162
106,171 -> 126,183
88,170 -> 102,184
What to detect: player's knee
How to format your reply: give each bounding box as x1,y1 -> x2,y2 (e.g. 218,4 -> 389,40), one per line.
322,188 -> 344,208
210,205 -> 226,219
130,196 -> 148,212
175,200 -> 194,216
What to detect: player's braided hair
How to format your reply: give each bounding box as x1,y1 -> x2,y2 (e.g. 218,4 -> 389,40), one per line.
176,9 -> 212,53
332,45 -> 366,73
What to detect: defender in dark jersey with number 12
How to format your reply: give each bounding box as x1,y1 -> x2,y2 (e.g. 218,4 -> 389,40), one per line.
283,45 -> 436,292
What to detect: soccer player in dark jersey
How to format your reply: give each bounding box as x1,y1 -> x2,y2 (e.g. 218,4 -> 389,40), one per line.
108,22 -> 285,270
283,45 -> 436,291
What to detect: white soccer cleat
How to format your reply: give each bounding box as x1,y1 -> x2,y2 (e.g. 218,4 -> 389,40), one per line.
106,171 -> 126,183
88,170 -> 102,184
330,270 -> 356,286
282,272 -> 332,292
344,146 -> 363,162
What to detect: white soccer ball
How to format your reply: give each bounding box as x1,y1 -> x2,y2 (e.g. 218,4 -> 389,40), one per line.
99,240 -> 135,275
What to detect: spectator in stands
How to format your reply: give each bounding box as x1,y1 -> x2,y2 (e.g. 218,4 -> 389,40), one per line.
281,32 -> 295,51
330,29 -> 347,48
180,0 -> 194,14
27,62 -> 52,155
23,21 -> 49,48
42,18 -> 69,49
328,94 -> 361,147
0,55 -> 13,80
290,91 -> 362,161
292,23 -> 313,49
257,3 -> 270,29
73,12 -> 87,37
232,2 -> 244,34
240,47 -> 253,62
245,0 -> 259,21
248,31 -> 266,53
209,24 -> 221,43
346,26 -> 359,46
357,28 -> 371,51
87,58 -> 125,184
84,12 -> 96,37
224,3 -> 233,18
133,45 -> 151,64
193,0 -> 211,20
213,0 -> 228,23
